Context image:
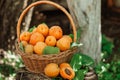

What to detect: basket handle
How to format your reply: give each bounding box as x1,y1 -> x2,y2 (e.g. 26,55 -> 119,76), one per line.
17,1 -> 77,42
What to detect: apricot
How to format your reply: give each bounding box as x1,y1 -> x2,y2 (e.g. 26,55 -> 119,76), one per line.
60,63 -> 71,69
34,42 -> 47,55
29,32 -> 45,45
25,44 -> 34,54
60,67 -> 75,80
56,37 -> 71,51
49,26 -> 63,39
63,35 -> 72,43
44,63 -> 60,78
21,41 -> 28,47
20,31 -> 31,42
37,23 -> 49,37
45,36 -> 56,46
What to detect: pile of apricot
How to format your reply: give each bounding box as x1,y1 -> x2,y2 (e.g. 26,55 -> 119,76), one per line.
20,23 -> 72,55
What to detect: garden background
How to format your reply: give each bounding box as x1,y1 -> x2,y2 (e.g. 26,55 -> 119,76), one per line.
0,0 -> 120,80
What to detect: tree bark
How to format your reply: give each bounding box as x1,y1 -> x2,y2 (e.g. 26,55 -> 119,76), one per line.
0,0 -> 36,50
0,0 -> 24,50
67,0 -> 101,63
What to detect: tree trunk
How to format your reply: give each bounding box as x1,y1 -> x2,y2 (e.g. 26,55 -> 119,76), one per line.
0,0 -> 36,51
67,0 -> 101,63
0,0 -> 23,50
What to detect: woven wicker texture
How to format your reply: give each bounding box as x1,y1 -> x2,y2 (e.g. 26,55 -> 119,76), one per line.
16,1 -> 77,73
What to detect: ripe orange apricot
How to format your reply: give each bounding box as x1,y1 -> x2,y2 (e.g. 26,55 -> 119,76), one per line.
44,63 -> 60,78
56,37 -> 71,51
36,23 -> 49,37
63,35 -> 72,43
20,31 -> 31,42
29,32 -> 45,45
34,42 -> 47,55
31,28 -> 37,34
60,67 -> 75,80
60,63 -> 71,69
49,26 -> 63,39
21,41 -> 28,47
45,36 -> 56,46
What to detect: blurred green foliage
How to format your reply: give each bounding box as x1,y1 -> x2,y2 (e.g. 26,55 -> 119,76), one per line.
70,53 -> 94,80
95,34 -> 120,80
0,50 -> 23,80
95,61 -> 120,80
101,34 -> 114,59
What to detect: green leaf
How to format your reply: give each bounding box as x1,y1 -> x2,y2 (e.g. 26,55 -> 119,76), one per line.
101,52 -> 109,59
0,76 -> 3,80
43,46 -> 60,55
79,53 -> 94,66
28,26 -> 36,32
70,53 -> 94,72
102,35 -> 109,44
19,42 -> 24,52
73,70 -> 85,80
71,42 -> 83,48
102,43 -> 114,54
117,74 -> 120,79
70,53 -> 82,72
0,77 -> 3,80
117,61 -> 120,66
101,34 -> 114,59
69,34 -> 74,41
111,65 -> 117,73
102,34 -> 114,49
103,72 -> 113,80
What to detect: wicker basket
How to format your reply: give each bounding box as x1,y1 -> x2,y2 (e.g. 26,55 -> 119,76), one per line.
16,1 -> 77,73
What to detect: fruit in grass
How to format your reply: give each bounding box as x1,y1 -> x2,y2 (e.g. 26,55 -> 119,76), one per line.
25,44 -> 34,54
29,32 -> 45,45
44,63 -> 60,77
45,36 -> 56,46
20,31 -> 31,42
49,26 -> 63,39
56,37 -> 71,51
37,23 -> 49,37
34,42 -> 47,55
